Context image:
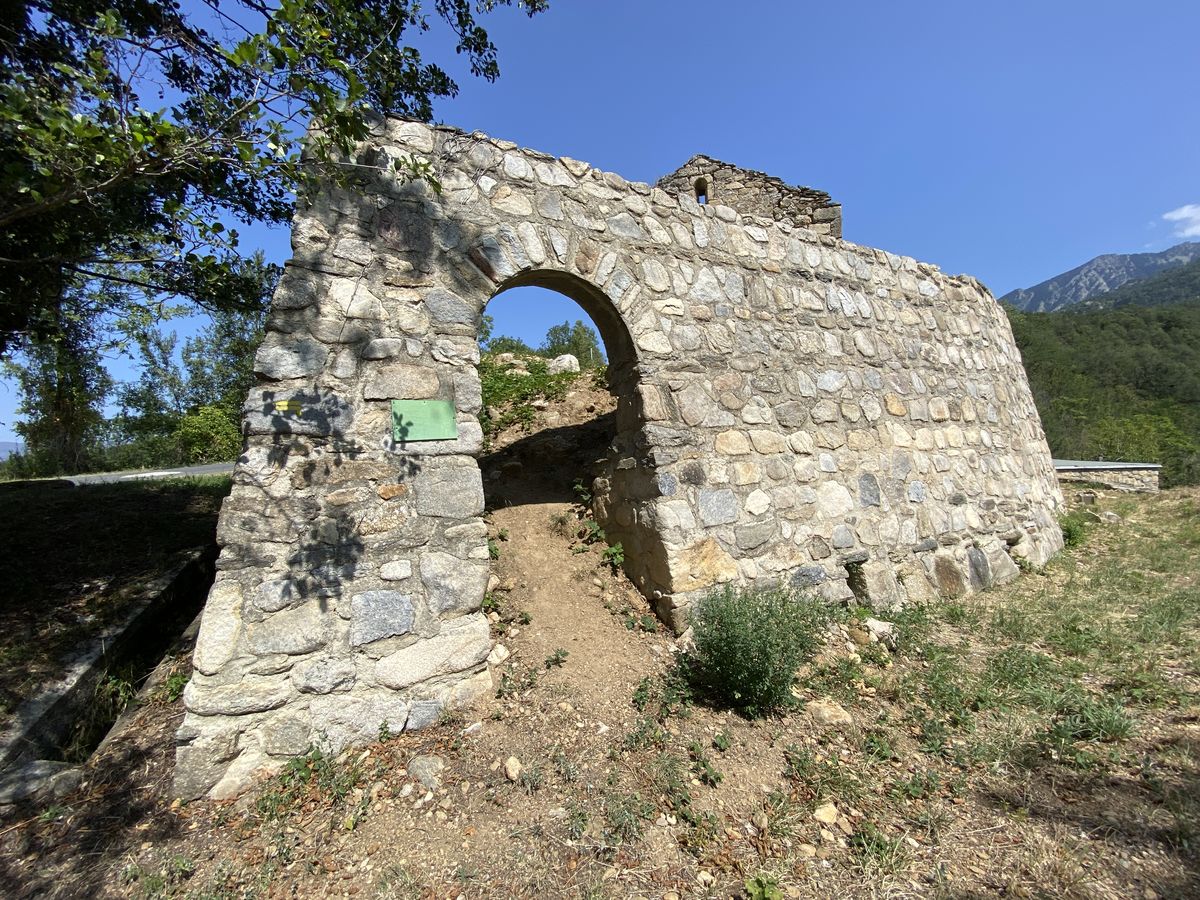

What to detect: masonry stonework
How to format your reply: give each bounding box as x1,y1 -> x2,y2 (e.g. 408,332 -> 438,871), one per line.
175,120 -> 1064,798
1057,467 -> 1160,493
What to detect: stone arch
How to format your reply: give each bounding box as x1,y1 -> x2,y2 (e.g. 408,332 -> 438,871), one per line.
488,268 -> 640,408
175,119 -> 1066,798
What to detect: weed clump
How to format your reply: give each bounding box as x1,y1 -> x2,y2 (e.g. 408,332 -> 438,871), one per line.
684,585 -> 829,717
1058,511 -> 1091,548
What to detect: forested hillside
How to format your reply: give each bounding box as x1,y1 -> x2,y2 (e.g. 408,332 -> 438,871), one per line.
1007,300 -> 1200,486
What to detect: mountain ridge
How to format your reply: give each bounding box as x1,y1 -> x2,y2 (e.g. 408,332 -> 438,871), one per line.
1075,257 -> 1200,312
1001,241 -> 1200,312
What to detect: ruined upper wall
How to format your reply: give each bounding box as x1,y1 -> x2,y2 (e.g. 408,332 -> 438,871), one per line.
656,155 -> 842,238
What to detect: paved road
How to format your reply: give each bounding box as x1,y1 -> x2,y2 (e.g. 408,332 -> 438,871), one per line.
67,462 -> 235,485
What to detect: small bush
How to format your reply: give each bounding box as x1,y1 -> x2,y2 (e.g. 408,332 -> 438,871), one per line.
850,822 -> 908,874
685,585 -> 829,716
745,875 -> 784,900
159,670 -> 190,703
602,792 -> 654,845
478,356 -> 576,437
175,405 -> 242,464
601,541 -> 625,572
1059,511 -> 1091,549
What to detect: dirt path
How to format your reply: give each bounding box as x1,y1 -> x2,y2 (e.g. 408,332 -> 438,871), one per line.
487,487 -> 664,718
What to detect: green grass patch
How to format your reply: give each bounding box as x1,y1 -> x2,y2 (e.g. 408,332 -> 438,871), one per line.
782,745 -> 863,804
478,356 -> 577,438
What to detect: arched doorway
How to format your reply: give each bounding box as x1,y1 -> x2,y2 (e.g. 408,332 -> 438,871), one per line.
472,273 -> 659,616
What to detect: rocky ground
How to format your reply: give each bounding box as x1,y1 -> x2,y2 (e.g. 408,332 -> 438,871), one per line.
0,373 -> 1197,899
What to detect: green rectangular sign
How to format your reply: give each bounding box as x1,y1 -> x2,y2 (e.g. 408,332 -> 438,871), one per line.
391,399 -> 458,443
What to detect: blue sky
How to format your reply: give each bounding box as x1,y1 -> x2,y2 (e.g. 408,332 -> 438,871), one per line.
3,0 -> 1199,444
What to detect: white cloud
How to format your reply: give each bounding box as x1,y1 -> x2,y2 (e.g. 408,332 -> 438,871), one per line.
1163,204 -> 1200,238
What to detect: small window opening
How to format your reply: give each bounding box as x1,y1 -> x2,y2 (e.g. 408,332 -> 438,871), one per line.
694,178 -> 708,205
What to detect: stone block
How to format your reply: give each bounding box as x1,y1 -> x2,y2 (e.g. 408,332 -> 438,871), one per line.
292,657 -> 357,694
858,473 -> 881,507
986,546 -> 1021,584
174,730 -> 240,800
184,677 -> 291,717
424,288 -> 476,325
254,579 -> 300,614
406,701 -> 443,731
349,591 -> 415,646
669,538 -> 739,592
790,566 -> 827,588
243,389 -> 354,437
380,560 -> 414,581
966,546 -> 993,591
698,489 -> 739,526
259,715 -> 313,756
309,691 -> 412,752
193,581 -> 244,676
735,519 -> 775,551
714,429 -> 751,455
255,339 -> 328,380
362,338 -> 407,359
932,553 -> 966,598
245,602 -> 330,656
832,525 -> 855,548
815,482 -> 854,518
363,364 -> 440,400
749,430 -> 787,454
744,489 -> 771,516
416,466 -> 485,518
375,614 -> 491,689
420,552 -> 489,616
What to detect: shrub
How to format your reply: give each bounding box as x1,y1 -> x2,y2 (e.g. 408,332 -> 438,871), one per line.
684,585 -> 829,717
175,405 -> 242,463
1058,511 -> 1090,548
100,433 -> 183,471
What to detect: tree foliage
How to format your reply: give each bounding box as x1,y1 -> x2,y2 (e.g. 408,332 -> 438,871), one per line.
176,404 -> 243,464
539,319 -> 604,367
3,289 -> 267,476
0,0 -> 547,353
1007,299 -> 1200,486
482,317 -> 604,367
1,0 -> 545,474
1,303 -> 113,475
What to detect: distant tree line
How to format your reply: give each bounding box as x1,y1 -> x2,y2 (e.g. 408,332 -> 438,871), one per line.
481,315 -> 606,368
1007,299 -> 1200,486
2,300 -> 266,478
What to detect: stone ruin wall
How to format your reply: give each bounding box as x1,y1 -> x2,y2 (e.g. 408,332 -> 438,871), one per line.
656,155 -> 842,238
1057,467 -> 1160,493
175,119 -> 1064,799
